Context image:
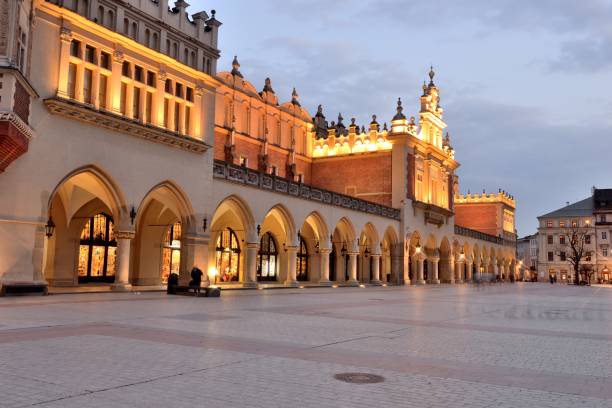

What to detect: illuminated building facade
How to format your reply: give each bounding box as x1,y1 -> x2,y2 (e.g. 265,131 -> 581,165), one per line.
0,0 -> 516,292
537,189 -> 612,284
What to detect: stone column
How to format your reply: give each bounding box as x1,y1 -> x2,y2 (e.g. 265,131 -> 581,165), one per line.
111,230 -> 134,291
370,254 -> 382,285
110,50 -> 124,115
285,246 -> 299,287
156,70 -> 167,127
244,242 -> 258,288
493,263 -> 499,280
319,248 -> 332,286
416,257 -> 426,285
429,257 -> 440,284
448,256 -> 455,284
57,28 -> 73,98
454,260 -> 464,284
466,260 -> 474,282
347,252 -> 359,286
180,232 -> 209,285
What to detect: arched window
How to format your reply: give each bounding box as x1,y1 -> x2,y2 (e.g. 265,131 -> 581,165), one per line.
131,22 -> 138,40
78,213 -> 116,283
97,6 -> 104,24
190,51 -> 196,68
257,232 -> 278,281
152,33 -> 159,50
144,29 -> 151,47
123,18 -> 129,35
106,10 -> 114,29
215,228 -> 240,282
161,222 -> 181,283
296,234 -> 308,281
183,48 -> 189,63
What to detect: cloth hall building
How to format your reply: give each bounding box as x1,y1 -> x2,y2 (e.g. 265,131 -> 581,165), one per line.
0,0 -> 517,292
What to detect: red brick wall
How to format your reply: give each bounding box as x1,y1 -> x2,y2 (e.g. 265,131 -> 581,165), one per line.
454,203 -> 500,236
311,152 -> 392,206
235,137 -> 262,168
0,121 -> 29,172
268,148 -> 289,178
295,156 -> 312,184
407,153 -> 415,200
13,80 -> 30,124
214,131 -> 226,162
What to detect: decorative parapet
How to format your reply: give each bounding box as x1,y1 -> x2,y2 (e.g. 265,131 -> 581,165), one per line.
454,225 -> 516,246
455,190 -> 516,209
0,111 -> 35,140
213,160 -> 401,220
44,97 -> 210,154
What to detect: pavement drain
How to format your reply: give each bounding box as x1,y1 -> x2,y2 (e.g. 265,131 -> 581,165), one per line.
334,373 -> 385,384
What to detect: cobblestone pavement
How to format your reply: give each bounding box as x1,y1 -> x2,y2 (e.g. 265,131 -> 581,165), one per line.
1,283 -> 612,407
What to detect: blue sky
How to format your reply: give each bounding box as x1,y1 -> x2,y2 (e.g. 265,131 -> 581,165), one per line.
191,0 -> 612,236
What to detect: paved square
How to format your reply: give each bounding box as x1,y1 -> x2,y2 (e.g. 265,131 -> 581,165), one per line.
2,283 -> 612,407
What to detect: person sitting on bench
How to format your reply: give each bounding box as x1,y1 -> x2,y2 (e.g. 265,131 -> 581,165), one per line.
190,267 -> 203,295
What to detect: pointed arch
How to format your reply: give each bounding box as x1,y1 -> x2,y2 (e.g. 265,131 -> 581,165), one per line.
303,211 -> 329,247
211,194 -> 256,241
136,180 -> 195,229
48,164 -> 127,225
263,204 -> 297,246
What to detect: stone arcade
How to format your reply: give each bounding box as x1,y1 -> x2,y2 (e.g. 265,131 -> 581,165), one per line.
0,0 -> 516,292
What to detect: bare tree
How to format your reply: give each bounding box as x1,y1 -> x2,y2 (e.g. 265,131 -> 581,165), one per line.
558,223 -> 592,285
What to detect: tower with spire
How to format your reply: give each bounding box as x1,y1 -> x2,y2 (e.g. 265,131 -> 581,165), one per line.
419,66 -> 446,149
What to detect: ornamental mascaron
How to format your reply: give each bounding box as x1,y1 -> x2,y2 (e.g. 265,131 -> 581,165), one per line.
0,0 -> 517,292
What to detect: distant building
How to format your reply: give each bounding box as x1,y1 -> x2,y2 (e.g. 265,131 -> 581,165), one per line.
517,234 -> 537,280
537,188 -> 612,283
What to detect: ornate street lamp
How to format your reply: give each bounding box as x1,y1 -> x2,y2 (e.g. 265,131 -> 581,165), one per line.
45,216 -> 56,238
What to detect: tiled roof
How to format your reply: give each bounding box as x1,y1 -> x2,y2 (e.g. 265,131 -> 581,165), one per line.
539,197 -> 593,219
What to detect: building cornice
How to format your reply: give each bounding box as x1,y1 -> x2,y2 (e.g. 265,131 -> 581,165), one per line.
44,97 -> 210,154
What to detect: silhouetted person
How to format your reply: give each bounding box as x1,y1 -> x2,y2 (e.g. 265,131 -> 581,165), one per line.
167,272 -> 179,294
190,267 -> 203,295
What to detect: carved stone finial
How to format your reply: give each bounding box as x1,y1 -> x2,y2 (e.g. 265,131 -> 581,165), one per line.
337,113 -> 344,126
383,122 -> 388,131
393,97 -> 406,120
351,117 -> 356,126
371,114 -> 378,124
291,87 -> 300,106
316,104 -> 324,117
262,77 -> 274,94
429,65 -> 436,86
409,116 -> 416,125
231,56 -> 243,78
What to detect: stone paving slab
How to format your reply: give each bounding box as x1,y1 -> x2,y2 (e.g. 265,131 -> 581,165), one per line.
1,283 -> 612,407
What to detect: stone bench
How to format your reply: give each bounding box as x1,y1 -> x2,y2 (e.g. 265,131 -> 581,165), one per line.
167,285 -> 221,297
0,282 -> 49,296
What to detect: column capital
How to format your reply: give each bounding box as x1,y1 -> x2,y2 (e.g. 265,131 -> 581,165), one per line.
370,254 -> 382,259
319,248 -> 332,255
60,27 -> 73,42
113,50 -> 125,64
158,69 -> 168,82
285,246 -> 298,254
